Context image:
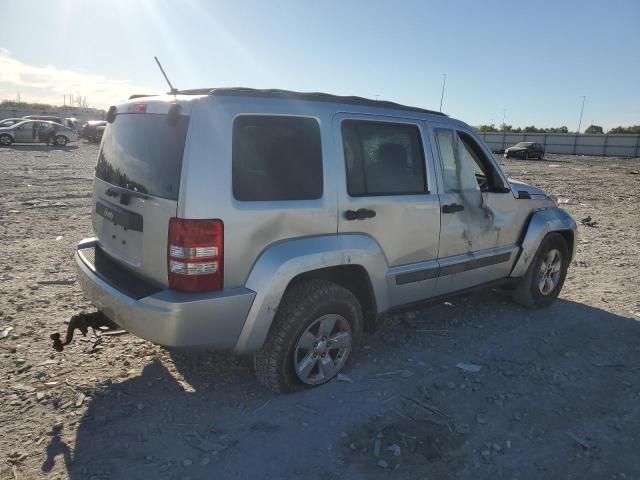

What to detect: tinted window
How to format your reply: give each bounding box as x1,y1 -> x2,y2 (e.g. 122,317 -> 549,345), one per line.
96,114 -> 189,200
232,115 -> 323,201
341,120 -> 427,196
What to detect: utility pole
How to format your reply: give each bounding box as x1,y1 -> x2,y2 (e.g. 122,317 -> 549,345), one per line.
502,108 -> 506,131
439,74 -> 447,112
577,96 -> 586,134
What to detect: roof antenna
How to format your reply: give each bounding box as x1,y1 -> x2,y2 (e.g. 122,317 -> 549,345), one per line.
154,56 -> 178,95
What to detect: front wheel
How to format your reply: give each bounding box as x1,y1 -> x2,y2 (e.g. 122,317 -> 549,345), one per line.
54,135 -> 68,146
539,152 -> 545,160
253,279 -> 363,393
0,134 -> 13,146
513,233 -> 569,309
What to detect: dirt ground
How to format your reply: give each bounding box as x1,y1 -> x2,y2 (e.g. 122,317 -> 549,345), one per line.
1,143 -> 639,480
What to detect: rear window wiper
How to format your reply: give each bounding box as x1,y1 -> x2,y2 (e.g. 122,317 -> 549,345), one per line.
105,185 -> 149,200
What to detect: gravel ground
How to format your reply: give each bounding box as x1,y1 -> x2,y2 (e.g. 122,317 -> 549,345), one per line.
0,143 -> 639,480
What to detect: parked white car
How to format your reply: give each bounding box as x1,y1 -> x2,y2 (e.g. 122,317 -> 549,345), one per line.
0,120 -> 79,146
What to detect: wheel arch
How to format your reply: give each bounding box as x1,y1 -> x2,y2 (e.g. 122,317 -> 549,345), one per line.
510,208 -> 577,278
232,234 -> 388,354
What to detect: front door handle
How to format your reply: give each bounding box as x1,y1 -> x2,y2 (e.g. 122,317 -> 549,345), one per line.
441,203 -> 465,214
344,208 -> 377,221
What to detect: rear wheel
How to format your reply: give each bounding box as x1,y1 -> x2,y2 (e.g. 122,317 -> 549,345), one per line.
253,279 -> 363,393
513,233 -> 569,309
54,135 -> 68,146
523,151 -> 529,160
0,134 -> 12,146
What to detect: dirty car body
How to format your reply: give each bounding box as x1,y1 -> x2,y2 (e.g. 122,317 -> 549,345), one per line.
0,120 -> 79,146
73,88 -> 577,391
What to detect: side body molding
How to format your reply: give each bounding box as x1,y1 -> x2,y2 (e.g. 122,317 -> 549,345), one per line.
510,207 -> 577,278
232,234 -> 389,354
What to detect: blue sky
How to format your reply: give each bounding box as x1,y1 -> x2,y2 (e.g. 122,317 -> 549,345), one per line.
1,0 -> 638,130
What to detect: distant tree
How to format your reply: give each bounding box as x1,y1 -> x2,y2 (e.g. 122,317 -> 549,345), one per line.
607,125 -> 640,134
545,126 -> 569,134
477,124 -> 498,132
523,125 -> 542,133
584,125 -> 604,134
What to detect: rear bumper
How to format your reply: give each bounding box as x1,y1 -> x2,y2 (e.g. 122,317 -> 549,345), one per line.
74,238 -> 256,350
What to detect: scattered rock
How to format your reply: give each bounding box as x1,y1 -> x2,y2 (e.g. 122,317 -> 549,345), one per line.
454,422 -> 471,434
377,459 -> 389,469
476,416 -> 487,424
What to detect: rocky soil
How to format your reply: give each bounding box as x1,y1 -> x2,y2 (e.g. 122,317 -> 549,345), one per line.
0,143 -> 639,479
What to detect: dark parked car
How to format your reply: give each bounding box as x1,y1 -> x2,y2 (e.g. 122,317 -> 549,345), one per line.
81,120 -> 108,143
504,142 -> 545,160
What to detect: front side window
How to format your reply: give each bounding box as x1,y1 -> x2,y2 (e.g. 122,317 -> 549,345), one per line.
232,115 -> 323,201
434,129 -> 500,193
341,120 -> 427,196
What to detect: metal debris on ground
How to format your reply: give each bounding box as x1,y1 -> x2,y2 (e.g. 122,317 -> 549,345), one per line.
336,373 -> 354,383
566,432 -> 590,450
455,362 -> 482,373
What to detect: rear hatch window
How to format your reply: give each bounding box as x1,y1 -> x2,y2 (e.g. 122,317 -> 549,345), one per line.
96,114 -> 189,200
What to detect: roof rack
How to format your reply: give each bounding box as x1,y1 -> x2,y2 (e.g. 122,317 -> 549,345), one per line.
171,87 -> 446,116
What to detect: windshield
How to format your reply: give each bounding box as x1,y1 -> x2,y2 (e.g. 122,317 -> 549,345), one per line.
515,142 -> 533,147
95,114 -> 189,200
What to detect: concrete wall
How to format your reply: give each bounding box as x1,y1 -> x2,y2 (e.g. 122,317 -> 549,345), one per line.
478,132 -> 640,158
0,107 -> 105,124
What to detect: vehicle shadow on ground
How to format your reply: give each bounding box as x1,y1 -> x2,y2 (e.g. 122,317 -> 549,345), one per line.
60,296 -> 640,479
3,145 -> 79,152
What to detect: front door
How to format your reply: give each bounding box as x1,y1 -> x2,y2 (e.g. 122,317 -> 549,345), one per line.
14,121 -> 37,143
429,125 -> 519,295
335,113 -> 441,308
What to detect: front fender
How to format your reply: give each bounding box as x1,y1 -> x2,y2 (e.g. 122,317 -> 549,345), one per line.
510,207 -> 577,278
232,234 -> 388,354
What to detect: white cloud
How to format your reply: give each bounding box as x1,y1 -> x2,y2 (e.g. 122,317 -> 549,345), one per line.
0,49 -> 158,108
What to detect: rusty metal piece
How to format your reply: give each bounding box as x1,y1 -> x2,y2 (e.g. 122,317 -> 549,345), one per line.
50,312 -> 119,352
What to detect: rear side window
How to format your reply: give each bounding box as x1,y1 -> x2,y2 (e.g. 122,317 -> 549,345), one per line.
96,114 -> 189,200
341,120 -> 427,196
232,115 -> 323,201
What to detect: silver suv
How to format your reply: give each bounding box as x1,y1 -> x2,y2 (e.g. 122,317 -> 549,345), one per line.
75,88 -> 576,392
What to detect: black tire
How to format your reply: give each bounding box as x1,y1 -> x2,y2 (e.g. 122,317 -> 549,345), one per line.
539,152 -> 545,160
0,134 -> 13,146
513,233 -> 569,309
54,135 -> 68,146
523,151 -> 529,160
253,279 -> 363,393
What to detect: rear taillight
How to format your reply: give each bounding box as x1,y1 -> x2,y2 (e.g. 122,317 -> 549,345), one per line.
168,218 -> 223,293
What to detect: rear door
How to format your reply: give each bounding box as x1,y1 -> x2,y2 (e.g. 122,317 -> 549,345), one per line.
93,103 -> 190,287
335,114 -> 441,307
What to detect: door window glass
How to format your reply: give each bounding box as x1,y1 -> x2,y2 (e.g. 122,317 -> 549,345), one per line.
232,115 -> 323,201
435,129 -> 499,192
341,120 -> 427,196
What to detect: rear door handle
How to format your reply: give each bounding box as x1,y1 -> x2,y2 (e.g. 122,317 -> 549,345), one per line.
441,203 -> 465,214
344,208 -> 376,221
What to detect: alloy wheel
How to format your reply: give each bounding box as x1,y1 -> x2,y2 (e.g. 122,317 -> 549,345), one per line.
293,314 -> 352,385
537,248 -> 562,295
